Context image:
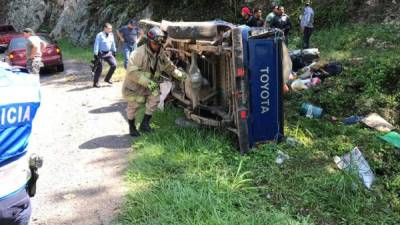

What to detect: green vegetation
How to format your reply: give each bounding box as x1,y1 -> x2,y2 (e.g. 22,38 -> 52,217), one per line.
59,22 -> 400,225
117,23 -> 400,225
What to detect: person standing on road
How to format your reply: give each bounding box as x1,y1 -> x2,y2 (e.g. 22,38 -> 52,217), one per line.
240,7 -> 257,27
23,28 -> 44,75
122,27 -> 187,137
0,67 -> 41,225
270,6 -> 292,46
117,19 -> 143,69
265,4 -> 279,27
93,23 -> 117,88
300,1 -> 314,49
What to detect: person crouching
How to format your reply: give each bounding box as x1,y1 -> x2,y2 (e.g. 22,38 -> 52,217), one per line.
122,27 -> 187,137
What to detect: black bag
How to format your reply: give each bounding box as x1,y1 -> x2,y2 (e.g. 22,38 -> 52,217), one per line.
323,62 -> 343,76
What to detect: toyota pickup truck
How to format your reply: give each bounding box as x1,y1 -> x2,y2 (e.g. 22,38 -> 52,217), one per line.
140,19 -> 291,153
0,25 -> 19,53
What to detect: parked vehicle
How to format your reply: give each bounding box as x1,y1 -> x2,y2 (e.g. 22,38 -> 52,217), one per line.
140,20 -> 287,153
7,34 -> 64,72
0,25 -> 19,53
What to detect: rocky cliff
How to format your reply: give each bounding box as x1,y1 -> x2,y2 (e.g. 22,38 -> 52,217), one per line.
0,0 -> 398,45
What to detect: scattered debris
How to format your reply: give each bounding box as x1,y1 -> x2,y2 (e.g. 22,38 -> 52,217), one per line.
290,77 -> 321,91
379,131 -> 400,148
334,147 -> 375,189
285,60 -> 342,93
362,113 -> 395,132
366,37 -> 376,46
300,103 -> 323,119
275,150 -> 290,165
343,115 -> 364,125
285,137 -> 301,146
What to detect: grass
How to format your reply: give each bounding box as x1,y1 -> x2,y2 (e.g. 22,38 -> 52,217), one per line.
60,23 -> 400,225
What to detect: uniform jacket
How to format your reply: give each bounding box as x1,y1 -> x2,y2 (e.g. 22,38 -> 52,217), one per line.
122,44 -> 184,102
0,66 -> 40,199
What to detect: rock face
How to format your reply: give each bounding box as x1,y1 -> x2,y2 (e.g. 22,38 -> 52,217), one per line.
50,0 -> 92,45
0,0 -> 398,45
0,0 -> 152,45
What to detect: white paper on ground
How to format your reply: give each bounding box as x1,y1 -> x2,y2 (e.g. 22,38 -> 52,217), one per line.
334,147 -> 375,189
158,81 -> 173,111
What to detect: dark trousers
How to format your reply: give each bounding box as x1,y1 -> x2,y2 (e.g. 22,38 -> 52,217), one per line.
93,52 -> 117,85
0,189 -> 31,225
303,27 -> 313,49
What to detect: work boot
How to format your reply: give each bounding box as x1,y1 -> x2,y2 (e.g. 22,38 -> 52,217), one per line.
128,119 -> 140,137
139,114 -> 153,133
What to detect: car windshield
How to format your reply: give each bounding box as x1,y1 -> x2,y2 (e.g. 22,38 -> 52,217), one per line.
8,37 -> 27,51
8,35 -> 54,51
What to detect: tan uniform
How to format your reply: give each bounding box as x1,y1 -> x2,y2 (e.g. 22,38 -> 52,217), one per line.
122,44 -> 185,119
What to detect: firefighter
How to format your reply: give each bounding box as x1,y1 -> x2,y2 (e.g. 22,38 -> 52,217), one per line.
122,27 -> 187,137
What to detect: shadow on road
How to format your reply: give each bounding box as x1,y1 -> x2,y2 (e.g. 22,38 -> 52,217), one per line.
79,135 -> 132,150
67,85 -> 95,92
89,102 -> 127,114
52,186 -> 108,203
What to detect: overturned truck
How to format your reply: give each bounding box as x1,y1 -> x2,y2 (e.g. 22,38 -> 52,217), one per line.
141,20 -> 288,153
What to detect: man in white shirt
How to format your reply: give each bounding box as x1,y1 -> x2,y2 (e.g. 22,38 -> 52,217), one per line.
23,28 -> 44,75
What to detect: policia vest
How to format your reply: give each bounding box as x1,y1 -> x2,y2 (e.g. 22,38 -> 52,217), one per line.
0,64 -> 40,200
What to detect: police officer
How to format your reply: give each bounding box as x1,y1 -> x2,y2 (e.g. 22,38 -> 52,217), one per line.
0,65 -> 41,225
122,27 -> 187,137
93,23 -> 117,87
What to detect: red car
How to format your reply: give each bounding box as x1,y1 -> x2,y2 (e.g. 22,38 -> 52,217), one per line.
0,25 -> 19,53
6,34 -> 64,72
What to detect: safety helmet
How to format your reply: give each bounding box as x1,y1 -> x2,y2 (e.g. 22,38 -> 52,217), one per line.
147,27 -> 166,44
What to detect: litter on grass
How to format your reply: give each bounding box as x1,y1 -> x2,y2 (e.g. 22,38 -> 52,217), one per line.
343,115 -> 364,125
275,150 -> 290,165
362,113 -> 395,132
334,147 -> 375,189
300,103 -> 323,119
379,131 -> 400,149
285,137 -> 302,146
